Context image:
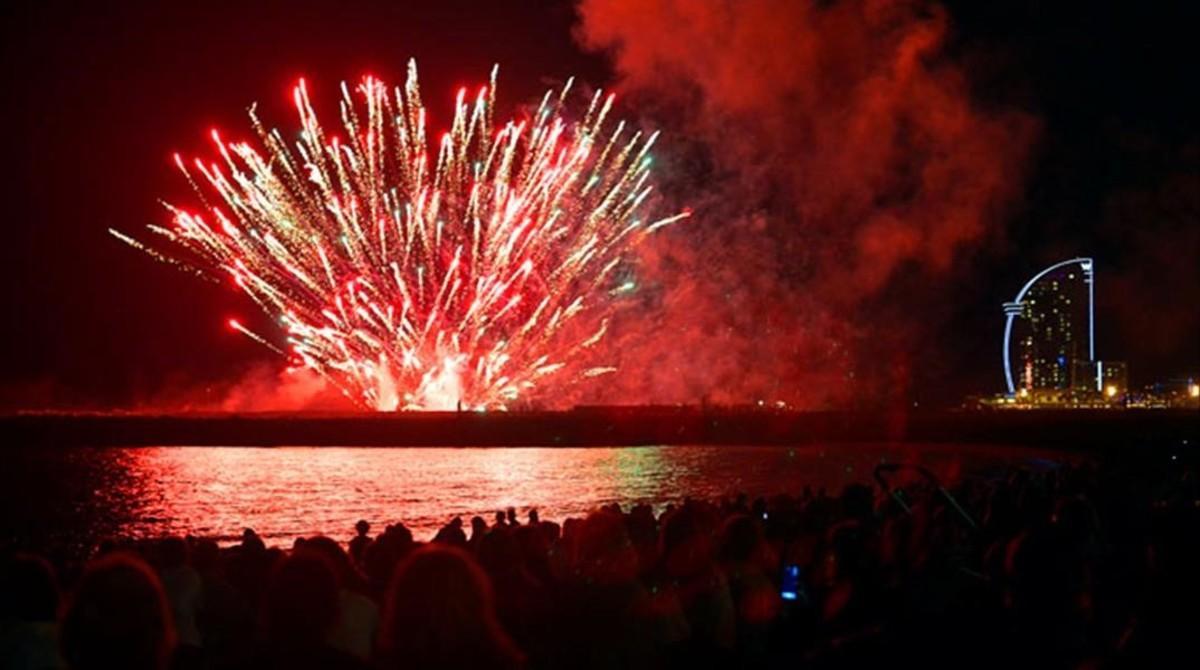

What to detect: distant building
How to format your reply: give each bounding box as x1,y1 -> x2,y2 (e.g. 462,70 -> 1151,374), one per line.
982,262 -> 1192,409
1071,358 -> 1099,393
1003,258 -> 1095,396
1097,360 -> 1128,398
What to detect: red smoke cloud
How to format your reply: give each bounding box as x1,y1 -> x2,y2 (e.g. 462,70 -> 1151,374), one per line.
130,366 -> 354,414
0,365 -> 353,414
572,0 -> 1037,407
51,0 -> 1037,413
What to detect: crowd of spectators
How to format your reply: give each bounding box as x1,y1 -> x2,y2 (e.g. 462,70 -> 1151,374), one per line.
3,456 -> 1198,668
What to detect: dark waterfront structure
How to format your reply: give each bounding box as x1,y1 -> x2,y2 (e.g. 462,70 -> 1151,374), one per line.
3,407 -> 1196,449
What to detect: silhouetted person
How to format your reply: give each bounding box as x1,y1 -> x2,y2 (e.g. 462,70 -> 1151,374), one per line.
433,517 -> 468,547
716,514 -> 779,665
298,536 -> 379,661
657,503 -> 735,662
191,538 -> 254,670
10,455 -> 1199,668
557,510 -> 675,669
228,527 -> 272,607
1,553 -> 64,669
363,524 -> 414,593
59,553 -> 174,670
378,545 -> 523,669
240,528 -> 266,554
468,515 -> 488,549
257,551 -> 368,669
478,525 -> 551,658
158,537 -> 203,652
507,507 -> 520,526
626,504 -> 660,575
349,520 -> 371,567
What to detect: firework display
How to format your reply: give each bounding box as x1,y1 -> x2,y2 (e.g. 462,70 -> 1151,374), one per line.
112,61 -> 687,410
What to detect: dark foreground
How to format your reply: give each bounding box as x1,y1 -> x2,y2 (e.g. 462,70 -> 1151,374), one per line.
4,408 -> 1197,447
4,450 -> 1198,668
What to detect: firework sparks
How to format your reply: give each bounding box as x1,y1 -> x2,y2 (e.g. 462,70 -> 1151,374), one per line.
112,61 -> 687,410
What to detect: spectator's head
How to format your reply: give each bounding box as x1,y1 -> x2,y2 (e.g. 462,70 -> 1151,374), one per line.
514,524 -> 550,569
379,545 -> 522,668
478,524 -> 522,576
240,527 -> 266,554
60,553 -> 175,670
573,510 -> 639,584
434,519 -> 468,547
541,520 -> 561,543
356,519 -> 370,536
561,517 -> 580,542
300,535 -> 355,585
824,520 -> 869,585
470,515 -> 487,536
365,524 -> 415,588
718,513 -> 766,565
386,523 -> 414,545
260,551 -> 340,649
840,483 -> 876,523
2,553 -> 59,623
626,505 -> 660,569
159,536 -> 188,570
661,503 -> 716,578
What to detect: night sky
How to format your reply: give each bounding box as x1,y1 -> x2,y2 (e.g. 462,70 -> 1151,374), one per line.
2,0 -> 1197,410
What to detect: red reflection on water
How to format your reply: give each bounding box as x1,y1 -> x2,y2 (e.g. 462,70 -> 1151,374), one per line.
101,445 -> 1061,546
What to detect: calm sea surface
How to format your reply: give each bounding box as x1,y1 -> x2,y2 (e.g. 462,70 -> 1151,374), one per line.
1,444 -> 1066,558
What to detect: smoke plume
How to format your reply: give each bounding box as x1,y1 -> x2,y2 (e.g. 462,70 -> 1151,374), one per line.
573,0 -> 1037,407
132,365 -> 353,413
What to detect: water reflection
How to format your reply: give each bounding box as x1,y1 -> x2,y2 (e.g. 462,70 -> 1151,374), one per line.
0,444 -> 1063,556
109,445 -> 1048,543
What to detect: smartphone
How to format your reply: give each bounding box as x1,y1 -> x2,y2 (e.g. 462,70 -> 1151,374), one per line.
780,563 -> 805,602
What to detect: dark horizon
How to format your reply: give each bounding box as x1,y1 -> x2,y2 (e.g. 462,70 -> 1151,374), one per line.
3,0 -> 1198,411
5,406 -> 1198,449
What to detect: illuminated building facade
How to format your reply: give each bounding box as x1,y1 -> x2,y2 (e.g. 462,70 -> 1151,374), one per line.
1003,258 -> 1095,396
1098,361 -> 1128,398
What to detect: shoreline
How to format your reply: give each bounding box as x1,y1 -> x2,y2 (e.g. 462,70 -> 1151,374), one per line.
2,407 -> 1195,449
